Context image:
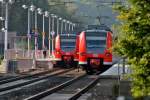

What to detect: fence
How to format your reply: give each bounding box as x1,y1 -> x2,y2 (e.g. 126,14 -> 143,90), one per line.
5,49 -> 51,60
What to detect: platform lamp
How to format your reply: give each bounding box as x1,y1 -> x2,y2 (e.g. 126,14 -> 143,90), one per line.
69,21 -> 72,33
29,4 -> 37,69
53,15 -> 58,35
29,4 -> 37,58
36,8 -> 43,58
33,7 -> 41,59
69,22 -> 72,33
50,14 -> 57,56
48,14 -> 51,57
22,4 -> 32,57
0,16 -> 5,59
41,11 -> 49,51
63,19 -> 67,33
72,23 -> 75,32
0,17 -> 5,21
0,17 -> 5,31
58,17 -> 63,34
30,5 -> 37,53
67,20 -> 70,35
43,11 -> 49,58
0,0 -> 15,59
56,17 -> 62,35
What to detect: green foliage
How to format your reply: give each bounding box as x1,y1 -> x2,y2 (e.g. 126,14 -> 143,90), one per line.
3,0 -> 80,49
114,0 -> 150,98
7,0 -> 79,33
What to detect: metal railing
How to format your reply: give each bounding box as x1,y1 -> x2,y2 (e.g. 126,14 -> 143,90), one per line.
5,49 -> 51,60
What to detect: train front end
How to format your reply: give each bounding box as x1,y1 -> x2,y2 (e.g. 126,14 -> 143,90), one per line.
60,34 -> 78,67
79,29 -> 112,74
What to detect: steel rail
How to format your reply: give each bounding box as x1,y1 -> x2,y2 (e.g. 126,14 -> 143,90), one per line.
0,76 -> 15,81
0,69 -> 73,92
24,74 -> 86,100
68,75 -> 119,100
68,75 -> 100,100
0,69 -> 59,85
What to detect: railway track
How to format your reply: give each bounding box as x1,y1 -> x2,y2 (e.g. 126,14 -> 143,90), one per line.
0,68 -> 72,93
0,69 -> 45,82
0,68 -> 77,100
0,68 -> 59,85
24,73 -> 100,100
0,76 -> 16,81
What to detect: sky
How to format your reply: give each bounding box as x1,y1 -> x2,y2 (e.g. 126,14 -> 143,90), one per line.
70,0 -> 121,27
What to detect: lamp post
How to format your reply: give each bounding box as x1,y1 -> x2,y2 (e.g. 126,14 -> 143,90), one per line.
58,17 -> 62,34
36,8 -> 43,58
0,17 -> 5,21
57,17 -> 59,35
42,11 -> 49,58
50,14 -> 56,56
29,4 -> 37,69
0,17 -> 5,31
48,15 -> 51,57
69,21 -> 71,33
53,15 -> 58,35
51,14 -> 54,32
70,22 -> 72,33
1,0 -> 15,59
63,19 -> 67,33
34,6 -> 39,59
30,4 -> 36,59
42,12 -> 45,50
67,21 -> 70,34
72,23 -> 75,32
22,4 -> 31,57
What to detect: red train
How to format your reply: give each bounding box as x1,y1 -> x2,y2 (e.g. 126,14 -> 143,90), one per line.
78,25 -> 113,74
53,25 -> 112,74
53,34 -> 78,67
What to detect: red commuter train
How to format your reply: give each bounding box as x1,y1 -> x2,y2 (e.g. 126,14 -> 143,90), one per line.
53,34 -> 79,67
78,25 -> 113,74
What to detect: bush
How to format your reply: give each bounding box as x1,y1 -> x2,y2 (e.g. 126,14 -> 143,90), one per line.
114,0 -> 150,98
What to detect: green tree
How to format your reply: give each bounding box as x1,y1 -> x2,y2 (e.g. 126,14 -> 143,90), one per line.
3,0 -> 81,49
114,0 -> 150,98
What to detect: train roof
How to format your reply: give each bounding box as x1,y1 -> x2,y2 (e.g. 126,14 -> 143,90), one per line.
85,29 -> 107,32
60,34 -> 76,37
87,25 -> 112,32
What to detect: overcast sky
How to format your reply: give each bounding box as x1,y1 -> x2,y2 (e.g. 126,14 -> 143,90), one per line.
71,0 -> 121,27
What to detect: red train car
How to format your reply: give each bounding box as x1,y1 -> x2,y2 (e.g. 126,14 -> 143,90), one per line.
78,27 -> 112,74
54,34 -> 78,67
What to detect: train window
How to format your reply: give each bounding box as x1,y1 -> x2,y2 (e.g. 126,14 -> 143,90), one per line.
61,39 -> 75,42
60,35 -> 76,52
86,37 -> 106,40
85,32 -> 107,37
85,32 -> 106,53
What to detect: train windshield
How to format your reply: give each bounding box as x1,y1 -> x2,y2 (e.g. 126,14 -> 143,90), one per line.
85,31 -> 107,53
61,35 -> 76,52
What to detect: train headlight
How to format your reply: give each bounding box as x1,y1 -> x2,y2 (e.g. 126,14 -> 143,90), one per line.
56,51 -> 60,54
105,53 -> 111,57
107,48 -> 112,53
80,52 -> 86,56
